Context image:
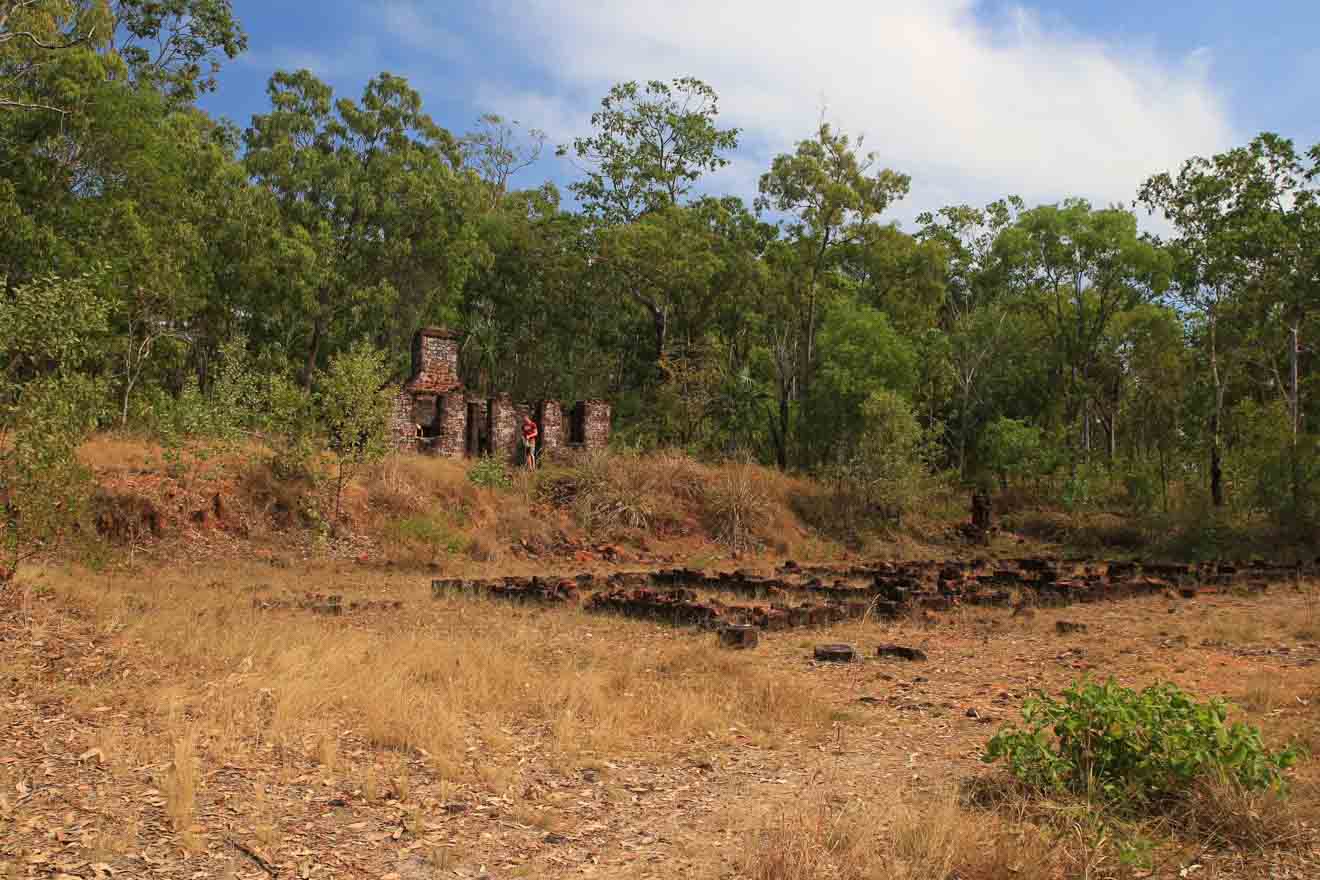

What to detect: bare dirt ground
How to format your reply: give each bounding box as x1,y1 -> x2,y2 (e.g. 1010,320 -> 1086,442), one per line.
2,559 -> 1318,880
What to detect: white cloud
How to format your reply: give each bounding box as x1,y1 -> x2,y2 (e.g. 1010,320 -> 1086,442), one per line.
415,0 -> 1239,224
238,33 -> 382,83
238,46 -> 340,77
380,2 -> 468,61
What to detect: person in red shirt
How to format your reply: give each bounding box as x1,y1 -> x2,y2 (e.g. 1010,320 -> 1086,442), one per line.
521,414 -> 539,470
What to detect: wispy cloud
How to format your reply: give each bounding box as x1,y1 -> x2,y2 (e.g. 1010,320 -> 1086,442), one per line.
399,0 -> 1238,223
380,1 -> 468,61
237,31 -> 384,85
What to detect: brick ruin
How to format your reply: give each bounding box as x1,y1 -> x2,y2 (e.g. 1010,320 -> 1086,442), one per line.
391,327 -> 612,458
431,557 -> 1313,632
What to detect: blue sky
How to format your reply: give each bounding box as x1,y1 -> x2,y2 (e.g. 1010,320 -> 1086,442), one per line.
199,1 -> 1319,226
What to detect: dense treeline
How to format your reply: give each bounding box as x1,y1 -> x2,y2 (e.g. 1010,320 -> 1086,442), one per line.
2,1 -> 1318,563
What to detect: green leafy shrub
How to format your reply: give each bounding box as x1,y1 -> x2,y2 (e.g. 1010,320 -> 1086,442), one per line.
983,678 -> 1299,809
316,344 -> 393,519
1,271 -> 111,586
812,390 -> 934,540
1121,465 -> 1160,515
468,457 -> 512,490
980,417 -> 1042,489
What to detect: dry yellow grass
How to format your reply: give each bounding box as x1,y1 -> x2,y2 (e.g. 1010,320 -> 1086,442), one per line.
77,433 -> 167,473
164,725 -> 200,849
736,787 -> 1057,880
35,562 -> 834,780
5,558 -> 1319,879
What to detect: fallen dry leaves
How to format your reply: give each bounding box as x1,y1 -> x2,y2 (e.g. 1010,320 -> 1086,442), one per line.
1,559 -> 1318,879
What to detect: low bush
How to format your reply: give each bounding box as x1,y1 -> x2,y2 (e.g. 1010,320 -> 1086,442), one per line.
987,680 -> 1293,812
983,678 -> 1300,810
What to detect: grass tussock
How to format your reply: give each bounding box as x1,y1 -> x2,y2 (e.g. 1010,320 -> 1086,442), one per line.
1173,776 -> 1318,853
703,459 -> 774,555
737,789 -> 1052,880
164,725 -> 200,850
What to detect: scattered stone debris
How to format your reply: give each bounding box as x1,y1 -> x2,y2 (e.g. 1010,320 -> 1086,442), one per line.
876,644 -> 928,662
813,644 -> 857,663
586,589 -> 722,627
1055,620 -> 1089,635
431,558 -> 1314,636
432,577 -> 579,603
252,593 -> 403,614
718,624 -> 759,649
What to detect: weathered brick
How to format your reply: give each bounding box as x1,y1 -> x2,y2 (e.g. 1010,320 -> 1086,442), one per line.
407,328 -> 462,394
537,401 -> 564,452
435,391 -> 467,458
391,327 -> 611,455
489,393 -> 518,461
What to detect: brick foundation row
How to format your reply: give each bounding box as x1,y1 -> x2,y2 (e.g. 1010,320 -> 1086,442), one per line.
430,557 -> 1312,632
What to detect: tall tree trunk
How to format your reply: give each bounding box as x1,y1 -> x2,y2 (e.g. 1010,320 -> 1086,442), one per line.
957,388 -> 972,479
652,306 -> 667,367
301,316 -> 324,389
1210,407 -> 1224,508
1291,324 -> 1301,517
1209,312 -> 1225,508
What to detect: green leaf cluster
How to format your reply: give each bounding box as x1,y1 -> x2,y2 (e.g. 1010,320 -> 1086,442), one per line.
983,679 -> 1300,809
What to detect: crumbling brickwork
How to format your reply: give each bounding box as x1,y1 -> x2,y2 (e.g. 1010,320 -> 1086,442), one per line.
391,326 -> 612,457
407,328 -> 462,394
489,393 -> 518,460
390,391 -> 416,451
537,400 -> 563,452
436,392 -> 467,458
578,400 -> 612,450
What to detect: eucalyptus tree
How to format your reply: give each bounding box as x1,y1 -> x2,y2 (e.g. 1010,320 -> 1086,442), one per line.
997,200 -> 1167,462
0,0 -> 245,112
1141,134 -> 1319,509
561,77 -> 740,370
461,113 -> 546,211
756,123 -> 910,465
917,197 -> 1026,475
560,77 -> 739,225
243,70 -> 484,385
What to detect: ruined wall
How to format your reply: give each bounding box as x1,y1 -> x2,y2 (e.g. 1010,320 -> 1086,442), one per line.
390,391 -> 416,451
436,392 -> 468,458
576,400 -> 612,450
407,328 -> 462,394
489,394 -> 518,461
537,400 -> 564,452
392,327 -> 613,456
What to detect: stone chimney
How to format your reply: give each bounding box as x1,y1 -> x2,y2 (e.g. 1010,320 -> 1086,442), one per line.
406,327 -> 462,394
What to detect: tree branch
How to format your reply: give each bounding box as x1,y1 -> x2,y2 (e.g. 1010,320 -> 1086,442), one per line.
0,97 -> 67,114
